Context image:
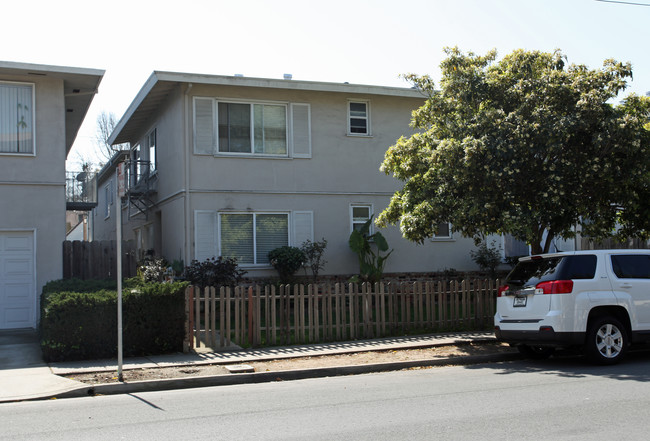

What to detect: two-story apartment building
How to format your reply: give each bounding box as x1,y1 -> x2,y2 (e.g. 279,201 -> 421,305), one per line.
0,61 -> 103,329
95,71 -> 506,277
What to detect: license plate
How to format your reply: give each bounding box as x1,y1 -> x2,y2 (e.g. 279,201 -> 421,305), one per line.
513,296 -> 527,307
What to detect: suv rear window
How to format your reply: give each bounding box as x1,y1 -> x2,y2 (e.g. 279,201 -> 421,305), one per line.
611,254 -> 650,279
507,255 -> 597,288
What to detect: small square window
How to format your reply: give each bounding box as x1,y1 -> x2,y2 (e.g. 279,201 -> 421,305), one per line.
432,222 -> 452,240
348,101 -> 370,136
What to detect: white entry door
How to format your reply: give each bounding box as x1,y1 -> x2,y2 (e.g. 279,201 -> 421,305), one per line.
0,232 -> 35,329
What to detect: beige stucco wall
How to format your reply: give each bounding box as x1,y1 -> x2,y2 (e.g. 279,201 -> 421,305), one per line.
108,80 -> 493,277
0,75 -> 66,313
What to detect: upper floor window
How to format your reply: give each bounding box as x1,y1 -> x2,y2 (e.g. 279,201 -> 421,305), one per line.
104,179 -> 113,218
147,129 -> 157,173
194,98 -> 311,158
0,82 -> 34,154
130,144 -> 141,186
218,102 -> 287,155
130,129 -> 156,185
348,100 -> 370,136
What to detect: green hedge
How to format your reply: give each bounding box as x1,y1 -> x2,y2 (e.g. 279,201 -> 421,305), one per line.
40,280 -> 188,362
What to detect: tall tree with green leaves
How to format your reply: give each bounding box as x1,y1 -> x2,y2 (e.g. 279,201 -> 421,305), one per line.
377,47 -> 650,254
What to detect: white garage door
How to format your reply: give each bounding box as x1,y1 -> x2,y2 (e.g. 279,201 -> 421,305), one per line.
0,232 -> 35,329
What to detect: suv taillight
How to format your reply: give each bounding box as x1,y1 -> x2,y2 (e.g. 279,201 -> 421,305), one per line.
497,285 -> 509,297
536,280 -> 574,294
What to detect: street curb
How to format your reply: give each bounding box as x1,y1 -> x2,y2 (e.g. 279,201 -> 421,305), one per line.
54,351 -> 523,400
49,337 -> 500,376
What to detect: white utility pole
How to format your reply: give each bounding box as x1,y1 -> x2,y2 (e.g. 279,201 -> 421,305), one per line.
116,163 -> 125,382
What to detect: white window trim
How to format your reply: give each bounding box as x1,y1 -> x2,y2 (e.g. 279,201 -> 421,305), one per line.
218,211 -> 291,268
350,204 -> 373,234
194,210 -> 313,263
347,99 -> 371,137
217,98 -> 289,157
146,128 -> 157,175
0,81 -> 36,157
193,97 -> 312,159
431,222 -> 454,241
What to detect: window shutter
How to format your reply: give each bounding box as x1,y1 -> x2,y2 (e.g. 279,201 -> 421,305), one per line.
291,103 -> 311,158
195,211 -> 217,261
292,211 -> 314,246
194,98 -> 215,154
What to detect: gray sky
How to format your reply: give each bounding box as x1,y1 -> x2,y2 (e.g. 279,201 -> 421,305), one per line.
2,0 -> 648,168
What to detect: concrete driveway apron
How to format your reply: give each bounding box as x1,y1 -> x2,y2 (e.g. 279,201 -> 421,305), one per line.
0,329 -> 84,402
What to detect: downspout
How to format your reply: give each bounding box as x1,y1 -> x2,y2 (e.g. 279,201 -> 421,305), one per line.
184,83 -> 193,266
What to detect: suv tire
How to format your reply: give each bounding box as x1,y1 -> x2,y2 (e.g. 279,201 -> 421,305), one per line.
584,316 -> 627,365
517,345 -> 555,360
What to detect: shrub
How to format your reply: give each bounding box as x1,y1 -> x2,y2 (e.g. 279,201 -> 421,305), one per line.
268,246 -> 306,284
42,278 -> 117,295
183,257 -> 246,287
301,238 -> 328,280
139,257 -> 168,283
470,240 -> 503,277
40,280 -> 188,362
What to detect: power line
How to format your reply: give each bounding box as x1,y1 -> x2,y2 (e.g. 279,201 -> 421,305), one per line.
595,0 -> 650,6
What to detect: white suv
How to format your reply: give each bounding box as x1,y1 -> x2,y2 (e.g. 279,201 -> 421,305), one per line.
494,249 -> 650,364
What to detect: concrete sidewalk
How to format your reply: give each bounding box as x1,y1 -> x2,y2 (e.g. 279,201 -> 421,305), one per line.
1,331 -> 505,403
0,330 -> 84,403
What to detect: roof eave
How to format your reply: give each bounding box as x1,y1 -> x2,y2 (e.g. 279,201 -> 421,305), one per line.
109,71 -> 425,146
0,61 -> 105,155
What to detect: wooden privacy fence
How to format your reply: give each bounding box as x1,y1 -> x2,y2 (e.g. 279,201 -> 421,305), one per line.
62,240 -> 137,280
187,280 -> 500,350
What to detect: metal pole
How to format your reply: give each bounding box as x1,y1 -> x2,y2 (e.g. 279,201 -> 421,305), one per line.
116,168 -> 124,382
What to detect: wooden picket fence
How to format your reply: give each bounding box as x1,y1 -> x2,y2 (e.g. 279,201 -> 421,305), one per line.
187,280 -> 499,350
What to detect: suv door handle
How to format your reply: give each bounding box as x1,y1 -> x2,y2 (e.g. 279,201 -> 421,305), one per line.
620,284 -> 633,289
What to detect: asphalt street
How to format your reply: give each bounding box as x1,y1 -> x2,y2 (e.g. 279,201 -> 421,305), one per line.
3,351 -> 650,440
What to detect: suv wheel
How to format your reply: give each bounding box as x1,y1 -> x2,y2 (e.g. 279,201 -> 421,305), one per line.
585,317 -> 627,364
517,345 -> 555,360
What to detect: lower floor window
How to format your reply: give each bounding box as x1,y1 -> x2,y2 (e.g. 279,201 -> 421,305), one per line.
433,222 -> 452,239
351,204 -> 372,233
220,213 -> 288,265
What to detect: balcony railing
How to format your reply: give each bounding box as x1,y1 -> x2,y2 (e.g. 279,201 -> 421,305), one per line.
66,170 -> 97,211
126,160 -> 157,196
124,160 -> 157,217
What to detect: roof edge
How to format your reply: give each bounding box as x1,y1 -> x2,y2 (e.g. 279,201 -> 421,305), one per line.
152,70 -> 424,98
0,60 -> 105,77
108,72 -> 160,146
